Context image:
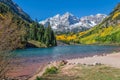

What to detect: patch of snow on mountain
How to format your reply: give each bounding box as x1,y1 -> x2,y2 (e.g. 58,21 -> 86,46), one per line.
39,12 -> 107,32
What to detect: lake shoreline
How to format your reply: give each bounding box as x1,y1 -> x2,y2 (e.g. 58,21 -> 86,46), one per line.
67,52 -> 120,68
7,45 -> 120,79
29,52 -> 120,80
7,52 -> 110,80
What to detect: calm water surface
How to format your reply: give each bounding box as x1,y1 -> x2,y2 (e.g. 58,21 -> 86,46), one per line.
14,45 -> 120,62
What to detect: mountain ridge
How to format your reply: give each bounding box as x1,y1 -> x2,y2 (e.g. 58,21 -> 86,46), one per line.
40,12 -> 107,33
0,0 -> 32,22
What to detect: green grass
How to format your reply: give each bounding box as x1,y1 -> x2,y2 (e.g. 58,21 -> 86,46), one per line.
28,40 -> 47,48
38,65 -> 120,80
44,66 -> 58,75
36,76 -> 43,80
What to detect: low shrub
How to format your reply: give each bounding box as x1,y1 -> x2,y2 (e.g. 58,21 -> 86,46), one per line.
44,66 -> 58,75
36,76 -> 43,80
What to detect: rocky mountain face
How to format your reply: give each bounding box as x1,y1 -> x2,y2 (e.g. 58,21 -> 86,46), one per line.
0,0 -> 32,22
40,12 -> 107,33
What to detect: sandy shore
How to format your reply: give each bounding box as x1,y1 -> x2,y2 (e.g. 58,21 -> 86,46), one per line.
29,52 -> 120,80
67,52 -> 120,68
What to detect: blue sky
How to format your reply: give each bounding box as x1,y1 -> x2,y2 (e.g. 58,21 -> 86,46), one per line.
13,0 -> 120,21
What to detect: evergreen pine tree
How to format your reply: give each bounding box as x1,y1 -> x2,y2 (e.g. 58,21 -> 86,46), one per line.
44,24 -> 57,47
37,25 -> 45,42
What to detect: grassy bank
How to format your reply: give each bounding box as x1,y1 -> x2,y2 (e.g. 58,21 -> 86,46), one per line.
37,65 -> 120,80
27,40 -> 47,48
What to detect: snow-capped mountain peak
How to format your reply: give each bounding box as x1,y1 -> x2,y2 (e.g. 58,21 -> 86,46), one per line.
62,12 -> 74,17
39,12 -> 107,32
52,14 -> 60,19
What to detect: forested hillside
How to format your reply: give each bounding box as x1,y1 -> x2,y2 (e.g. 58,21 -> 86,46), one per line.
57,3 -> 120,45
0,1 -> 57,50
